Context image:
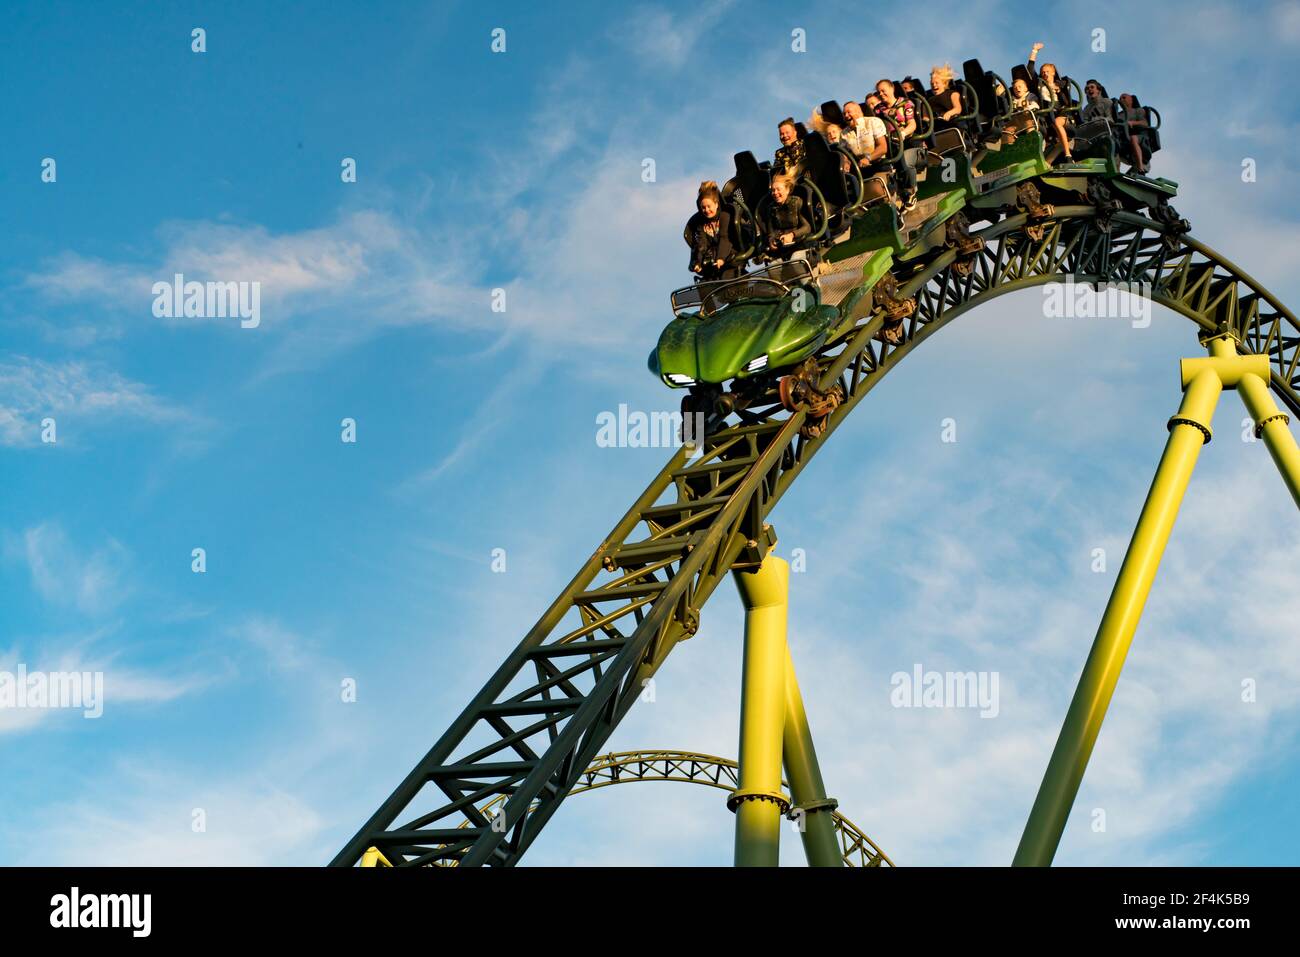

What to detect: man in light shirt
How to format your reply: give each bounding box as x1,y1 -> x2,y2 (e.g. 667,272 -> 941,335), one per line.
839,99 -> 888,166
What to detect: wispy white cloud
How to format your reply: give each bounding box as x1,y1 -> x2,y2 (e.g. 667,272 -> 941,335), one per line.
613,1 -> 738,70
8,522 -> 132,616
0,355 -> 193,448
0,645 -> 219,736
22,763 -> 328,866
231,615 -> 319,675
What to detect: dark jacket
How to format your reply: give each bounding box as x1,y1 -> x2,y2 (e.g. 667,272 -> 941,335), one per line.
763,193 -> 812,246
686,209 -> 734,273
773,139 -> 807,177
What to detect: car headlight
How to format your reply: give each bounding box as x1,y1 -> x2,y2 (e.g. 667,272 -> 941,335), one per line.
666,373 -> 696,386
744,354 -> 769,373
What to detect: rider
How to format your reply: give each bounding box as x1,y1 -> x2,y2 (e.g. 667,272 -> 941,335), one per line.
872,79 -> 920,212
762,173 -> 812,260
1118,93 -> 1150,174
840,99 -> 889,168
1027,42 -> 1076,162
927,64 -> 964,133
773,118 -> 807,178
686,181 -> 736,281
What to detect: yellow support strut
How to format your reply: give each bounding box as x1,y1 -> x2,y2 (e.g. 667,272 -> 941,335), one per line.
1014,347 -> 1271,866
782,644 -> 845,867
730,554 -> 843,866
731,555 -> 793,866
1208,335 -> 1300,509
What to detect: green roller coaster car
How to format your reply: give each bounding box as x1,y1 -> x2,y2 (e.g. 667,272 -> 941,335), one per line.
648,260 -> 838,388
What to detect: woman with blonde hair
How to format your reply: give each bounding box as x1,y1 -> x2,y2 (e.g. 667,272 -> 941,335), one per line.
1027,42 -> 1075,162
685,180 -> 735,280
762,173 -> 811,261
926,63 -> 963,132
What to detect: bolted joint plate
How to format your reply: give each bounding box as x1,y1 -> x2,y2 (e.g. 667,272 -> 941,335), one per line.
726,789 -> 792,814
789,796 -> 839,819
1167,415 -> 1213,445
1255,411 -> 1292,438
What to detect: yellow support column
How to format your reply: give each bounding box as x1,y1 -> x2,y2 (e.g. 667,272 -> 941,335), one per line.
730,555 -> 791,867
1014,354 -> 1254,866
782,645 -> 845,867
1208,335 -> 1300,510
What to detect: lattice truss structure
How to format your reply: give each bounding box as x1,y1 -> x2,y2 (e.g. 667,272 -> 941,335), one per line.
384,751 -> 892,868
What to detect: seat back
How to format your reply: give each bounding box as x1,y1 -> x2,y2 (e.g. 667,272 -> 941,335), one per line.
861,173 -> 892,207
1071,118 -> 1115,160
1010,63 -> 1035,94
794,181 -> 828,243
962,58 -> 998,132
1004,109 -> 1037,135
932,127 -> 967,155
732,151 -> 770,211
908,91 -> 934,139
1144,106 -> 1162,154
819,100 -> 847,128
801,131 -> 849,210
723,200 -> 757,263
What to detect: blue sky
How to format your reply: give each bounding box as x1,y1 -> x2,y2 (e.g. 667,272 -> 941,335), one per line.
2,0 -> 1299,866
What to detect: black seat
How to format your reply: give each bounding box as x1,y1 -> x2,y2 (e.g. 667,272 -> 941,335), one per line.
932,127 -> 967,155
800,131 -> 849,210
950,79 -> 980,141
819,100 -> 847,128
1119,97 -> 1161,161
962,58 -> 1010,141
1143,105 -> 1162,156
1071,114 -> 1115,160
962,59 -> 996,132
732,151 -> 769,211
908,90 -> 934,140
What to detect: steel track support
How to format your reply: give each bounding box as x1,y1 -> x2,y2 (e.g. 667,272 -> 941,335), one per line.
1014,348 -> 1271,866
782,644 -> 845,867
730,554 -> 842,867
731,555 -> 792,866
1208,335 -> 1300,509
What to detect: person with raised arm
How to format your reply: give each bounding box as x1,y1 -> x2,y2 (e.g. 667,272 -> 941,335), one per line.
1027,42 -> 1077,162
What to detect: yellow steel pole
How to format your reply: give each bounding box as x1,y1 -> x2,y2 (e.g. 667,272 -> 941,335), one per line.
731,554 -> 791,866
359,846 -> 392,867
1208,335 -> 1300,510
1014,363 -> 1226,866
782,645 -> 845,867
